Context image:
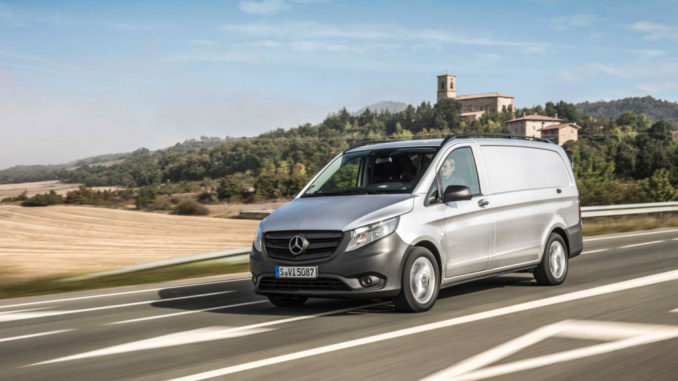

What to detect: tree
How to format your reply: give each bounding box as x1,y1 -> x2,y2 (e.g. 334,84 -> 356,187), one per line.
217,176 -> 241,201
644,168 -> 676,202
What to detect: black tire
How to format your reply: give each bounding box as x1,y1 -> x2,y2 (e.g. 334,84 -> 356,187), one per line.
534,233 -> 569,285
267,295 -> 308,307
395,247 -> 440,312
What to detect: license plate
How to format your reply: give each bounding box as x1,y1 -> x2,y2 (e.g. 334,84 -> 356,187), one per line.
275,266 -> 318,279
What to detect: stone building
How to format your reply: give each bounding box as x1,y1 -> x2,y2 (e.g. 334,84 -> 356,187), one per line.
506,114 -> 580,145
506,114 -> 563,137
539,123 -> 581,145
437,74 -> 514,121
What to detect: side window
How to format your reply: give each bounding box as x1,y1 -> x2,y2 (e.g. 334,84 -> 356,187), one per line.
438,147 -> 481,195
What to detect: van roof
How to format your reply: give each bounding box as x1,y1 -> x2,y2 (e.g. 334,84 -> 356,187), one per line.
345,136 -> 556,153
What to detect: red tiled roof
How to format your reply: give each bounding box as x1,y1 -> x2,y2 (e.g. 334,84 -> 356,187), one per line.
456,92 -> 514,100
541,123 -> 581,131
507,114 -> 563,123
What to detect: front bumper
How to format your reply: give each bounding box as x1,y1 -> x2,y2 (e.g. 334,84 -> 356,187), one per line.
250,232 -> 409,299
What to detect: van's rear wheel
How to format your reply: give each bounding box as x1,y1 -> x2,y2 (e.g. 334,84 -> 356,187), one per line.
534,233 -> 568,285
395,247 -> 440,312
267,295 -> 308,307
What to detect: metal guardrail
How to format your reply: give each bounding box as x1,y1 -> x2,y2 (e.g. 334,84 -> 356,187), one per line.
65,201 -> 678,281
581,201 -> 678,218
63,247 -> 251,281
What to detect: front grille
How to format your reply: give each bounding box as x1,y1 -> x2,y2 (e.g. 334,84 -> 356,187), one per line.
264,230 -> 343,261
259,277 -> 351,291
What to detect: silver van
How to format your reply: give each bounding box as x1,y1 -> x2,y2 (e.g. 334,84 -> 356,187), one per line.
250,134 -> 583,312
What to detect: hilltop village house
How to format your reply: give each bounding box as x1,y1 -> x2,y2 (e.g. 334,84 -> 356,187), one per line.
436,73 -> 579,145
506,114 -> 580,145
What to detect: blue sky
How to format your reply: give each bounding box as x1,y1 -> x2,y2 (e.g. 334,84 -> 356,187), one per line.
1,0 -> 677,168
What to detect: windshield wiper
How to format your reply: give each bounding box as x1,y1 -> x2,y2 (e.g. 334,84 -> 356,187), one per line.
301,189 -> 369,197
364,189 -> 409,194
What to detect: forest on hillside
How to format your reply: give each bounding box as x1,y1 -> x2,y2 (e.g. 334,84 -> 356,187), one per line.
1,98 -> 677,206
575,96 -> 678,126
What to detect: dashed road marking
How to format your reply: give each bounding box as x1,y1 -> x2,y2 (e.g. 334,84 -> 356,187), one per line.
582,248 -> 609,255
620,240 -> 665,249
168,269 -> 678,381
107,300 -> 268,325
31,326 -> 271,365
584,229 -> 678,242
0,329 -> 74,344
0,291 -> 233,323
422,320 -> 678,381
31,301 -> 388,366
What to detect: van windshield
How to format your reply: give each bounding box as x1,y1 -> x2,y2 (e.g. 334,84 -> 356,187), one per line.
302,147 -> 437,197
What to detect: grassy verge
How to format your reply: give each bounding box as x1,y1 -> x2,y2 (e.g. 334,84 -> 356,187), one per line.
582,213 -> 678,236
0,259 -> 249,300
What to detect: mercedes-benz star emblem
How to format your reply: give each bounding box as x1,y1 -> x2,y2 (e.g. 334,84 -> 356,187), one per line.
288,235 -> 309,255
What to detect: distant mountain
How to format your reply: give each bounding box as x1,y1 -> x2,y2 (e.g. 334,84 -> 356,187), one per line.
575,96 -> 678,125
0,136 -> 235,184
352,101 -> 408,116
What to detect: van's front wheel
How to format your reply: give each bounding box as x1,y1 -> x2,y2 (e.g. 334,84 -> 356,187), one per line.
395,247 -> 440,312
534,233 -> 568,285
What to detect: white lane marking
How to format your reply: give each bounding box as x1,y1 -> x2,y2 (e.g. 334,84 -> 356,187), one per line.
0,307 -> 50,315
423,320 -> 678,381
32,326 -> 271,365
0,278 -> 249,309
619,240 -> 665,249
32,301 -> 388,366
672,238 -> 678,241
107,300 -> 268,325
584,228 -> 678,242
0,291 -> 233,322
0,329 -> 74,344
581,248 -> 609,255
169,269 -> 678,381
671,308 -> 678,313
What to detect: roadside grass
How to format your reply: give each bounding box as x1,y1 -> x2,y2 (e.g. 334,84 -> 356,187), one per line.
0,259 -> 249,300
582,213 -> 678,236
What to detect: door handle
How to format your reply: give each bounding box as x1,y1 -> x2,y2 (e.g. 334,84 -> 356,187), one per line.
478,199 -> 489,207
557,188 -> 562,194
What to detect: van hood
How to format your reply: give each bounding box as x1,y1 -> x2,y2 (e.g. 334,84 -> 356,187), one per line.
260,194 -> 414,232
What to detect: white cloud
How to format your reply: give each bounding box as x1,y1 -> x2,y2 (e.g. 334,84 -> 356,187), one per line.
220,21 -> 552,53
239,0 -> 287,15
558,61 -> 678,88
189,40 -> 217,46
551,14 -> 597,31
167,51 -> 260,63
631,49 -> 666,59
629,21 -> 678,43
0,2 -> 70,28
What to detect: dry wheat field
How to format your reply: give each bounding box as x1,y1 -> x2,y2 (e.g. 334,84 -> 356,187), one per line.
0,205 -> 258,280
0,180 -> 121,198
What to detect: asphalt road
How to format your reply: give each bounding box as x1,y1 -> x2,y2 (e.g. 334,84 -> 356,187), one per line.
1,228 -> 678,381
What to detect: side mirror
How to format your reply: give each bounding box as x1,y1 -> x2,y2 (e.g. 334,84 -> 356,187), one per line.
443,185 -> 473,203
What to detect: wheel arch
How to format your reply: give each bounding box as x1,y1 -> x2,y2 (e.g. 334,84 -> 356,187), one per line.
411,239 -> 443,283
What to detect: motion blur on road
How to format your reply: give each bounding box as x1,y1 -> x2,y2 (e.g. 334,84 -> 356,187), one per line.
1,228 -> 677,380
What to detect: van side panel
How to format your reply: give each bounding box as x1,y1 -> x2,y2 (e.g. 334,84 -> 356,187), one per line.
479,145 -> 575,269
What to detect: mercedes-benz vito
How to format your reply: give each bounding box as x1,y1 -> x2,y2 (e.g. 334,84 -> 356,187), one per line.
250,134 -> 583,312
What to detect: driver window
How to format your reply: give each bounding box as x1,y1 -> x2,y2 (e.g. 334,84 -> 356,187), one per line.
438,147 -> 481,195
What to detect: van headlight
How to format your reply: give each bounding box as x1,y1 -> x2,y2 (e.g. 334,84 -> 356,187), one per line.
253,226 -> 263,252
346,216 -> 399,252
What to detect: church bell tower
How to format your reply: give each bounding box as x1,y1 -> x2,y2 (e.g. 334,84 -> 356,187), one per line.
437,73 -> 457,101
